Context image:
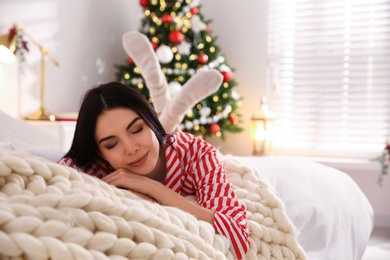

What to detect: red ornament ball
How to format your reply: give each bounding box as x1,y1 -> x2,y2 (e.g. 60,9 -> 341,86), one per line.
151,42 -> 159,50
169,30 -> 184,44
127,57 -> 133,65
210,123 -> 220,134
198,53 -> 209,64
221,70 -> 233,82
229,114 -> 239,125
205,26 -> 211,33
140,0 -> 149,7
190,7 -> 199,15
162,14 -> 173,23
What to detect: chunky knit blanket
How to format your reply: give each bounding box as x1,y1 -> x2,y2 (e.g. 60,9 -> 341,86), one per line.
0,148 -> 306,259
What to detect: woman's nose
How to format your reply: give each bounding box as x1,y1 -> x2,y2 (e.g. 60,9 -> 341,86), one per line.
124,139 -> 139,155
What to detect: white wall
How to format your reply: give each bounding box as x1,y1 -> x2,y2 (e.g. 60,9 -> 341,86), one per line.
0,0 -> 388,227
0,0 -> 142,121
201,1 -> 268,157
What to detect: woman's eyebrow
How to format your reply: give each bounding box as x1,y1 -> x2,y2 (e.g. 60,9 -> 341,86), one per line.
98,116 -> 142,144
126,117 -> 141,131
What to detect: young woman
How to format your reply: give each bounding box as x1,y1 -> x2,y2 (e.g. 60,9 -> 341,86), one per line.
58,82 -> 249,258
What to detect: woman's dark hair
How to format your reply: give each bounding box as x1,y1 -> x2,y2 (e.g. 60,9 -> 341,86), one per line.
64,81 -> 166,167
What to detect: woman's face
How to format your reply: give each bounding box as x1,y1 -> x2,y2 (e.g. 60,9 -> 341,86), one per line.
95,107 -> 161,176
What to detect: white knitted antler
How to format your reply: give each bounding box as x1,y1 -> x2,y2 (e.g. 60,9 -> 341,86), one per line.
122,31 -> 222,134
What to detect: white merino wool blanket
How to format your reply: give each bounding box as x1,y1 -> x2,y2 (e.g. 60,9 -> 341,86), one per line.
0,148 -> 306,259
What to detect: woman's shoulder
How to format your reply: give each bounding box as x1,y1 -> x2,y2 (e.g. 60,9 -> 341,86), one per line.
167,131 -> 205,146
57,156 -> 80,170
166,131 -> 215,155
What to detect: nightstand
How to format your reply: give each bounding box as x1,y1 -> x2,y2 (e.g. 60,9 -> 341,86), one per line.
27,121 -> 76,152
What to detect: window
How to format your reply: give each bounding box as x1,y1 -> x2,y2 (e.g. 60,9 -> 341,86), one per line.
267,0 -> 390,159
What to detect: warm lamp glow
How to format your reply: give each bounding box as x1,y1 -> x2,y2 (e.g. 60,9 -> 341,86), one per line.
0,34 -> 17,63
251,97 -> 275,156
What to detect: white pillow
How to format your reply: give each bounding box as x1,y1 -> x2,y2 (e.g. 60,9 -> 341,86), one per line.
0,111 -> 57,150
237,155 -> 373,260
0,141 -> 14,150
24,148 -> 65,162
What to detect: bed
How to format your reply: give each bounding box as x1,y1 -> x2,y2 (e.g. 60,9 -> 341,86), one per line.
0,111 -> 374,259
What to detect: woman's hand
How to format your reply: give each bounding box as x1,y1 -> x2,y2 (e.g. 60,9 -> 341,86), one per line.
102,168 -> 159,203
102,168 -> 152,195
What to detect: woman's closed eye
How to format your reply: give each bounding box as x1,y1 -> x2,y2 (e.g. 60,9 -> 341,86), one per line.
131,126 -> 143,134
105,141 -> 118,150
104,127 -> 142,150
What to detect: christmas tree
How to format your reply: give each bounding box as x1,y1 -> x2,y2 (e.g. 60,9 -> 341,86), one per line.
115,0 -> 243,139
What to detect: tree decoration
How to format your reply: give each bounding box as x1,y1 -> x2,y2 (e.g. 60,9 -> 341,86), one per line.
169,30 -> 184,44
221,70 -> 233,82
151,42 -> 159,50
210,123 -> 221,134
191,15 -> 207,33
200,107 -> 211,117
190,0 -> 201,7
197,53 -> 209,64
156,45 -> 174,64
127,57 -> 133,65
162,14 -> 173,24
191,7 -> 199,15
229,114 -> 239,125
115,0 -> 243,139
139,0 -> 149,8
177,41 -> 191,55
168,81 -> 182,97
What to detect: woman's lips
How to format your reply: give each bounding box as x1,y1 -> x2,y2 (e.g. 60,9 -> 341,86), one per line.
130,152 -> 148,167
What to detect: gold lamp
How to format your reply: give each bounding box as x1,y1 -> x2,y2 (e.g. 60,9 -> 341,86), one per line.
0,32 -> 18,63
0,23 -> 59,121
251,97 -> 275,156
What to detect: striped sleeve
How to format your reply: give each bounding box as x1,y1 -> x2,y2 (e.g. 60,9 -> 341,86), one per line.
180,133 -> 250,258
57,157 -> 81,171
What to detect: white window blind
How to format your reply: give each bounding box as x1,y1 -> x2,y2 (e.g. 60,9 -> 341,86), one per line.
267,0 -> 390,159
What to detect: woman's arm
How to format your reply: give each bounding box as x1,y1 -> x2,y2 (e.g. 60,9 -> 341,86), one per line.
187,140 -> 250,259
101,168 -> 215,224
149,181 -> 215,224
59,157 -> 211,222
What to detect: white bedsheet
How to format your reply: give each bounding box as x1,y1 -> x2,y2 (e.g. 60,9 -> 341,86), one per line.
237,155 -> 374,260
